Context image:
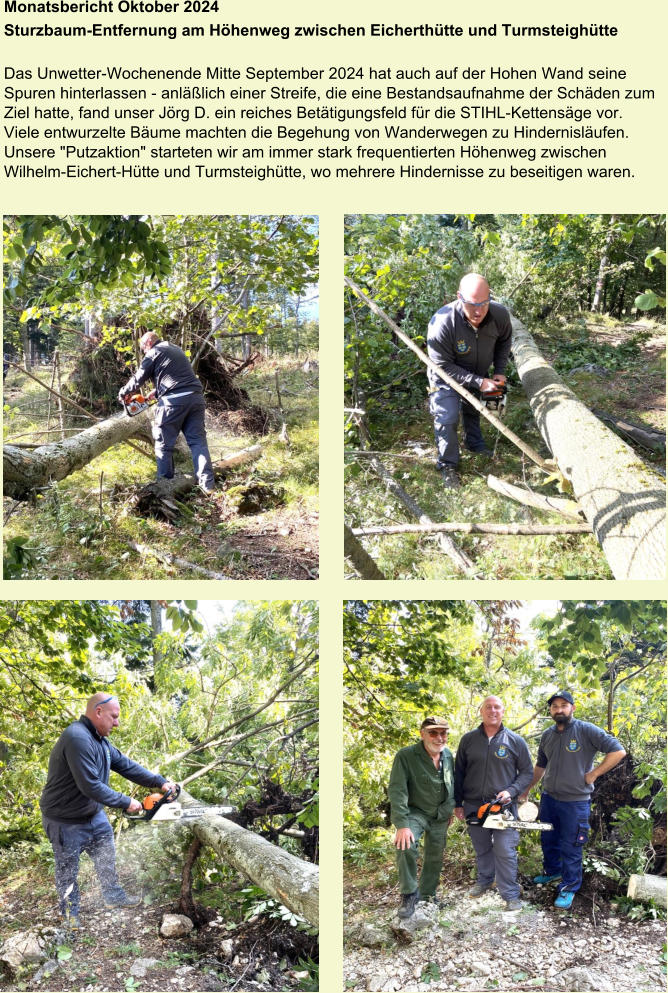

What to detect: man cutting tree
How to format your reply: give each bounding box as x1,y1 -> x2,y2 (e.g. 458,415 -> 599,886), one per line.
118,331 -> 216,495
40,692 -> 177,929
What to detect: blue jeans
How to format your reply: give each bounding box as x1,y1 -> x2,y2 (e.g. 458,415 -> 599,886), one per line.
539,793 -> 591,893
464,801 -> 520,900
429,386 -> 485,468
42,810 -> 127,916
152,393 -> 214,487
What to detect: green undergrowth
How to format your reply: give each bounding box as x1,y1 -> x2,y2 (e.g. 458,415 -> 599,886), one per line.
3,357 -> 318,580
345,318 -> 664,580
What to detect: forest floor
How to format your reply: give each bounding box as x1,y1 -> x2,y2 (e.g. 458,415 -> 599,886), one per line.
3,357 -> 318,580
344,316 -> 665,580
0,841 -> 317,993
343,862 -> 666,993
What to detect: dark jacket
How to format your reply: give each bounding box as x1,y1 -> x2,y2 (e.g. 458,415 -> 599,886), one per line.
536,717 -> 624,802
454,724 -> 533,806
389,741 -> 455,828
122,341 -> 203,399
427,299 -> 512,392
40,716 -> 165,822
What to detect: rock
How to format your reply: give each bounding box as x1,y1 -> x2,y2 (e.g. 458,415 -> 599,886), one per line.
0,930 -> 49,973
219,939 -> 236,958
356,924 -> 390,949
568,363 -> 612,378
471,960 -> 491,976
160,914 -> 194,938
129,958 -> 160,978
32,958 -> 59,983
557,967 -> 609,991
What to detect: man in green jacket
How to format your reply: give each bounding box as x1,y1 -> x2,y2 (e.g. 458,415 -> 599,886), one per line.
389,716 -> 455,919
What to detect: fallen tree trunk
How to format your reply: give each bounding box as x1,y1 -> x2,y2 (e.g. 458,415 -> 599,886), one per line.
3,410 -> 153,499
177,788 -> 318,927
511,316 -> 666,580
592,410 -> 665,453
627,873 -> 667,908
353,521 -> 592,536
129,540 -> 231,580
344,524 -> 387,578
487,474 -> 584,521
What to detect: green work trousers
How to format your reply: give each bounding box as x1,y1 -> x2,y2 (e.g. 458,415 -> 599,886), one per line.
397,811 -> 449,896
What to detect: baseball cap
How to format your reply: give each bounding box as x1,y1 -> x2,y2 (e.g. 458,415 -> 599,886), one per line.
547,691 -> 574,706
421,716 -> 450,730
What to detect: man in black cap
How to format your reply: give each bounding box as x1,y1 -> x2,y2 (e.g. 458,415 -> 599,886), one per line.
519,691 -> 626,909
388,716 -> 455,918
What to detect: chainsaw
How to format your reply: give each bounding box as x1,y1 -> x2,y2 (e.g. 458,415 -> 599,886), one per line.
481,382 -> 507,417
121,393 -> 156,418
126,784 -> 236,823
467,799 -> 553,831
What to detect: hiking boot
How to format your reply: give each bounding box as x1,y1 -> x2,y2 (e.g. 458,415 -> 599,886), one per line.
440,466 -> 461,489
533,873 -> 562,885
504,899 -> 523,912
419,895 -> 442,908
397,891 -> 419,919
103,891 -> 142,909
468,881 -> 494,898
554,890 -> 575,910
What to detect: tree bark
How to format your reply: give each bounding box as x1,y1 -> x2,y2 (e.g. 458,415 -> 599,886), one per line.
344,524 -> 387,578
591,214 -> 617,313
486,474 -> 584,520
353,522 -> 592,536
3,409 -> 153,499
592,410 -> 665,453
511,315 -> 666,580
627,874 -> 667,908
178,788 -> 318,926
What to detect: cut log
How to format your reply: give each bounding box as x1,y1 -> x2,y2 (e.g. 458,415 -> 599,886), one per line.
3,410 -> 153,500
353,521 -> 592,536
175,790 -> 318,927
627,873 -> 667,908
344,524 -> 387,578
487,474 -> 584,521
511,315 -> 666,580
216,443 -> 263,469
128,541 -> 231,580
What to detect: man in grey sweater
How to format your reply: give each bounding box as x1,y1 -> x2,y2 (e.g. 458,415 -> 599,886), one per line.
454,696 -> 533,911
118,331 -> 216,494
40,692 -> 177,928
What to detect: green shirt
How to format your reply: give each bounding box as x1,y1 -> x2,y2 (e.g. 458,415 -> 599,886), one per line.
389,740 -> 455,828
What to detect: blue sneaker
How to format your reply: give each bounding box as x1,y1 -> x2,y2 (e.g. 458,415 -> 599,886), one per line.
533,873 -> 562,884
554,890 -> 575,909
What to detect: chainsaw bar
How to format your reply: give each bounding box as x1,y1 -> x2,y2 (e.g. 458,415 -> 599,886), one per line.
150,802 -> 236,822
467,798 -> 553,832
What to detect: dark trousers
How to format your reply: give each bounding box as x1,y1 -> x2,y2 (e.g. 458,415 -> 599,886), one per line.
429,387 -> 485,468
464,802 -> 520,900
396,810 -> 449,897
42,810 -> 126,916
539,793 -> 591,893
152,393 -> 214,487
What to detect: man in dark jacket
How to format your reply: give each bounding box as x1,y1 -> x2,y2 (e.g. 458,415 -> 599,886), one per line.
40,692 -> 177,928
519,691 -> 626,909
388,716 -> 456,919
427,273 -> 512,488
118,331 -> 216,494
454,696 -> 533,911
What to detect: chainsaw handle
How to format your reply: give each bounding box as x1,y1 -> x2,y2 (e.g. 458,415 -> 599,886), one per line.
125,783 -> 181,820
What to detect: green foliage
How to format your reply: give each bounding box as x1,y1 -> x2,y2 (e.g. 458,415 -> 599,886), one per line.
295,956 -> 319,990
612,896 -> 667,922
420,962 -> 441,983
56,945 -> 73,961
240,886 -> 317,933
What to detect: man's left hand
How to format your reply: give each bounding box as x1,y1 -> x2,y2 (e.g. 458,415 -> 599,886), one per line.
495,790 -> 512,803
161,781 -> 178,795
584,771 -> 597,785
492,374 -> 506,385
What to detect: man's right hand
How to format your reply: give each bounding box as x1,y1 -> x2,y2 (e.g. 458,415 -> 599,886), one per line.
517,792 -> 530,804
480,378 -> 497,393
126,798 -> 142,814
394,827 -> 415,850
453,806 -> 466,821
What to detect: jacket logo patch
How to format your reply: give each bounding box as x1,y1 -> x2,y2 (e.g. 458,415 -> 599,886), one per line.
495,746 -> 507,758
567,738 -> 580,752
456,339 -> 470,354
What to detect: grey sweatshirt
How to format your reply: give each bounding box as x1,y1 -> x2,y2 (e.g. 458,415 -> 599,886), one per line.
536,718 -> 624,802
454,724 -> 533,806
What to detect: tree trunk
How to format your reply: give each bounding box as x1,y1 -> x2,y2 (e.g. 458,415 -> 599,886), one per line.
592,215 -> 616,313
3,409 -> 152,499
511,315 -> 666,580
627,874 -> 667,908
178,788 -> 318,926
344,524 -> 387,578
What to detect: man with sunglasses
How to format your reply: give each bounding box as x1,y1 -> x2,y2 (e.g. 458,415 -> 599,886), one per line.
427,273 -> 512,488
40,692 -> 178,929
454,696 -> 533,911
389,716 -> 455,919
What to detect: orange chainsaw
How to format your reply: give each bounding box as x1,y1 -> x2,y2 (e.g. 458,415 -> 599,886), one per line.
121,393 -> 157,417
481,382 -> 507,417
467,798 -> 553,831
125,784 -> 235,823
